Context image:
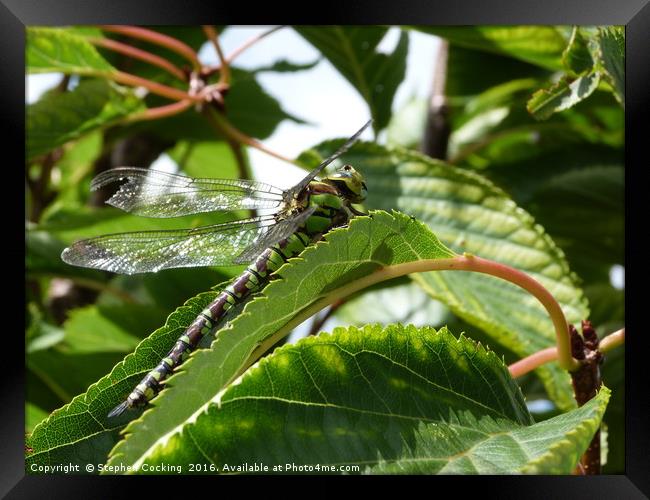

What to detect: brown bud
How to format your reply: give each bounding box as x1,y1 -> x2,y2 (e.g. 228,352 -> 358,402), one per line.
582,319 -> 599,349
570,324 -> 586,360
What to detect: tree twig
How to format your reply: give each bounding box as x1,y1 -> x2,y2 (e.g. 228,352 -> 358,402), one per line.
202,25 -> 230,85
89,36 -> 187,81
308,300 -> 344,336
203,106 -> 297,165
508,327 -> 624,378
246,253 -> 582,374
226,26 -> 285,64
111,71 -> 197,102
125,99 -> 194,122
422,40 -> 451,159
99,25 -> 200,70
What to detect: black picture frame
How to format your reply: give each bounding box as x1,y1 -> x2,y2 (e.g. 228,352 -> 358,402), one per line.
5,0 -> 647,496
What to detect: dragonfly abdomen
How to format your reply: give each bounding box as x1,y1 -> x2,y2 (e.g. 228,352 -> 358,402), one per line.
109,229 -> 318,418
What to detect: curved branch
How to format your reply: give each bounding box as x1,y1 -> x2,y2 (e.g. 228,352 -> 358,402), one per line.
202,25 -> 229,85
125,99 -> 194,122
509,327 -> 625,378
99,25 -> 200,70
226,26 -> 285,64
244,253 -> 580,373
203,107 -> 296,165
112,71 -> 197,102
89,37 -> 186,81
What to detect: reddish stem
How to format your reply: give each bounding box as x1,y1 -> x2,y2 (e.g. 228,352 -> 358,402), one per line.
204,107 -> 296,164
452,255 -> 577,371
226,26 -> 284,64
89,37 -> 186,81
126,99 -> 194,122
99,25 -> 200,70
112,71 -> 197,102
202,25 -> 229,85
508,327 -> 624,379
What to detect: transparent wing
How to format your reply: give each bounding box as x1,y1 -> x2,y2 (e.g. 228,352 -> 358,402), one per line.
92,167 -> 285,218
285,119 -> 372,201
61,215 -> 279,274
233,207 -> 317,264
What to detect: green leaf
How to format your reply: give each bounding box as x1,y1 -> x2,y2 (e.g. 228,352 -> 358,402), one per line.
27,211 -> 455,471
26,302 -> 65,354
47,132 -> 104,207
526,165 -> 624,277
26,286 -> 228,469
26,230 -> 103,281
27,27 -> 115,75
167,140 -> 239,180
27,79 -> 145,160
26,404 -> 50,436
386,96 -> 428,149
594,27 -> 624,106
296,27 -> 409,133
376,388 -> 610,474
307,141 -> 589,410
562,27 -> 595,76
104,211 -> 455,470
414,26 -> 567,70
226,68 -> 307,138
527,72 -> 601,120
62,303 -> 168,354
139,325 -> 608,474
28,348 -> 130,406
446,45 -> 550,99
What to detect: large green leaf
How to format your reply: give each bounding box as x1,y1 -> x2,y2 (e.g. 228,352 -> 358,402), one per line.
306,141 -> 589,410
27,79 -> 145,160
295,26 -> 408,133
104,211 -> 456,470
226,68 -> 307,138
25,285 -> 228,470
27,27 -> 116,75
139,324 -> 608,474
167,140 -> 239,180
26,211 -> 457,471
446,45 -> 551,100
62,303 -> 168,354
414,26 -> 567,71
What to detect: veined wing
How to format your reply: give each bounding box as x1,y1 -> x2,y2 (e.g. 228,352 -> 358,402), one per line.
92,167 -> 285,218
234,207 -> 317,264
61,215 -> 280,274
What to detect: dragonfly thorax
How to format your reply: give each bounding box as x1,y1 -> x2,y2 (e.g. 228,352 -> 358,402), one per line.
321,164 -> 367,204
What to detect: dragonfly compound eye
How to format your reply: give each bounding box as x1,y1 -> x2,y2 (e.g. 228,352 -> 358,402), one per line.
324,165 -> 367,203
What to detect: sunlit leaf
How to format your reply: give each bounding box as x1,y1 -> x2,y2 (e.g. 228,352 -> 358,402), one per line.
27,27 -> 115,75
306,141 -> 589,410
27,79 -> 145,160
140,325 -> 609,475
414,26 -> 567,70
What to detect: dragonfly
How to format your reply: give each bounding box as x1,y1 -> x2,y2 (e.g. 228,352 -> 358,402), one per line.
61,120 -> 372,419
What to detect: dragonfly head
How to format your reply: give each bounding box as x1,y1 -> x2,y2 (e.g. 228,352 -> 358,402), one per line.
323,164 -> 367,204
